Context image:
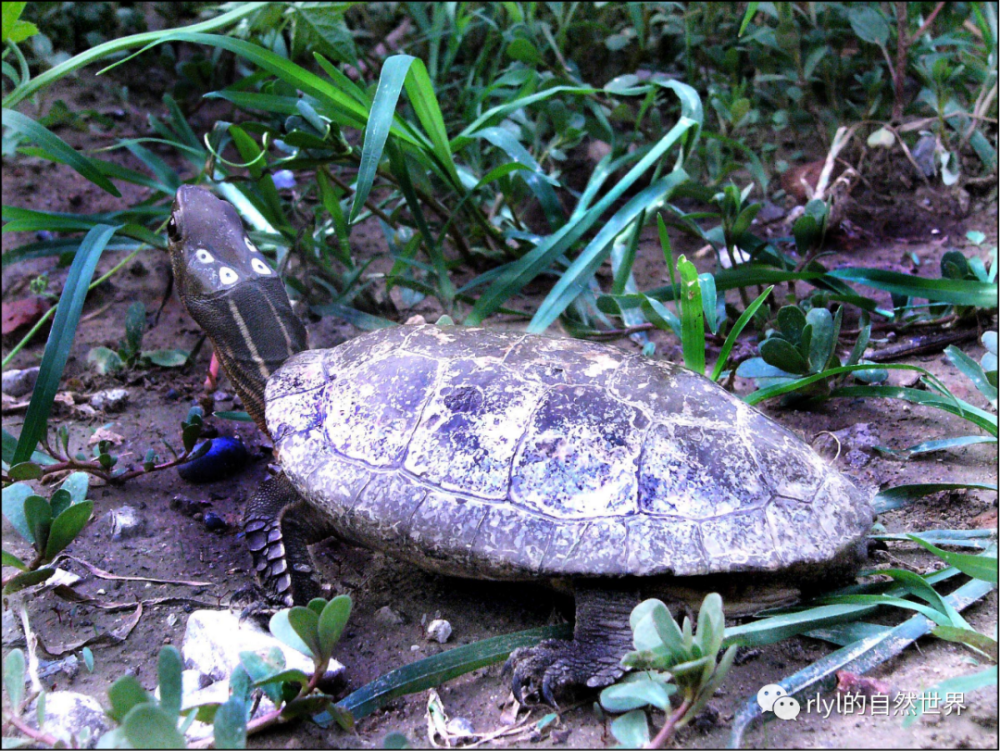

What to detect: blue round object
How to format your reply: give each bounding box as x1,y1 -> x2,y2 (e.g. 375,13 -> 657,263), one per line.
203,511 -> 227,531
177,437 -> 248,484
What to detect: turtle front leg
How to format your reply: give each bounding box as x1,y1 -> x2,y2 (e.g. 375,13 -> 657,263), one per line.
504,583 -> 638,705
243,472 -> 338,608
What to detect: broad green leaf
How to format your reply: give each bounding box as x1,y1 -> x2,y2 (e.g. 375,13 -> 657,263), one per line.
122,703 -> 186,749
3,648 -> 25,711
2,549 -> 27,570
24,494 -> 51,551
600,674 -> 674,712
759,338 -> 809,374
318,595 -> 352,660
107,675 -> 153,723
213,696 -> 248,749
610,709 -> 650,747
45,500 -> 92,559
158,646 -> 183,719
269,609 -> 315,660
2,568 -> 55,594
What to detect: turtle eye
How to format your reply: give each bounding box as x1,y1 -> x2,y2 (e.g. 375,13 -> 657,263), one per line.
250,257 -> 272,275
195,249 -> 214,264
167,216 -> 180,242
219,267 -> 239,286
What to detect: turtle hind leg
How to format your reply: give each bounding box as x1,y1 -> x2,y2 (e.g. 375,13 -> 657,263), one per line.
242,472 -> 338,609
503,582 -> 638,705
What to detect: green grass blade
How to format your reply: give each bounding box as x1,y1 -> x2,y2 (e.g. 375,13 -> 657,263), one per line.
528,171 -> 687,333
612,212 -> 643,297
328,624 -> 572,722
657,213 -> 678,298
12,224 -> 119,464
907,535 -> 998,583
830,384 -> 997,435
676,255 -> 705,374
945,344 -> 998,407
873,482 -> 998,513
350,55 -> 414,224
402,56 -> 461,191
468,117 -> 696,325
386,139 -> 454,302
827,267 -> 998,309
710,286 -> 773,381
2,110 -> 120,196
2,3 -> 266,108
728,577 -> 993,748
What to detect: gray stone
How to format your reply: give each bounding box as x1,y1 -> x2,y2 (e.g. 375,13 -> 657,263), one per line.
2,367 -> 39,397
182,609 -> 344,684
426,619 -> 453,644
374,605 -> 405,626
90,388 -> 129,412
109,506 -> 145,540
27,691 -> 110,748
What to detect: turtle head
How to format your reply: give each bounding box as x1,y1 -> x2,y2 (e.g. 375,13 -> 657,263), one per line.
168,185 -> 306,433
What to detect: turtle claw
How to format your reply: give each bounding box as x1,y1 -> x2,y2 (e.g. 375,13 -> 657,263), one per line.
503,639 -> 593,706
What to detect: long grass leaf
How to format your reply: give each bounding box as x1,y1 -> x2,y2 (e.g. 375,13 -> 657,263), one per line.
12,225 -> 119,464
3,3 -> 266,108
873,482 -> 998,513
907,536 -> 998,583
402,57 -> 461,190
349,55 -> 414,224
677,255 -> 706,374
468,117 -> 696,325
830,384 -> 997,435
2,110 -> 120,196
328,624 -> 572,722
728,577 -> 994,747
710,286 -> 773,381
827,267 -> 997,309
528,171 -> 687,333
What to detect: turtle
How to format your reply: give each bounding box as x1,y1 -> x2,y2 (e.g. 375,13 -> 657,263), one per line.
167,185 -> 873,703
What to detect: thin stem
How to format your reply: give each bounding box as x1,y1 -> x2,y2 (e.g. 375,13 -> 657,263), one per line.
646,699 -> 692,749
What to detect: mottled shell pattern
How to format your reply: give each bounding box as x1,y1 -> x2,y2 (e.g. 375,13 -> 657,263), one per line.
266,325 -> 872,580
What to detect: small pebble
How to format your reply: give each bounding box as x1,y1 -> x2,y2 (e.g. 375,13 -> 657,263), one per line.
426,619 -> 453,644
90,388 -> 129,412
212,390 -> 232,403
177,437 -> 249,484
374,606 -> 405,626
110,506 -> 145,540
445,718 -> 476,738
203,511 -> 226,531
165,388 -> 179,401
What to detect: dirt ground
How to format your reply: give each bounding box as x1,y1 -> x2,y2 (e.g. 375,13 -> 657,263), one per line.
3,75 -> 999,750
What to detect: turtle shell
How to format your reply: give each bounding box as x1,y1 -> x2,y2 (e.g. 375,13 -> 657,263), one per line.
265,325 -> 872,580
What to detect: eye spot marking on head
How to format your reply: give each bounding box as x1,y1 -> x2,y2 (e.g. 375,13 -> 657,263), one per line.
219,267 -> 239,286
195,249 -> 214,264
251,257 -> 272,275
244,236 -> 258,253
